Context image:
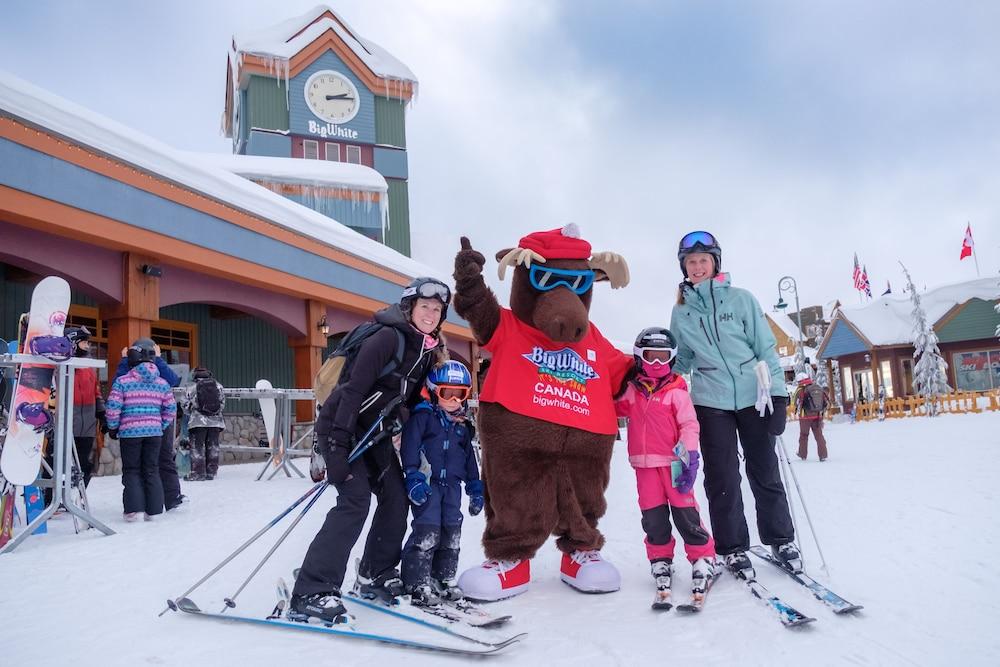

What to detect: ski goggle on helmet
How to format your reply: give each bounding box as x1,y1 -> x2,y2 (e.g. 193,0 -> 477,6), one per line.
528,265 -> 595,295
633,327 -> 678,366
426,360 -> 472,402
401,277 -> 452,305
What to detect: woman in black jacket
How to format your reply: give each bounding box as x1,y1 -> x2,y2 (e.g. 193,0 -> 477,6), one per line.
290,277 -> 451,622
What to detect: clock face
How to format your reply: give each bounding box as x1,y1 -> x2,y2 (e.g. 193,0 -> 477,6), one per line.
304,70 -> 360,124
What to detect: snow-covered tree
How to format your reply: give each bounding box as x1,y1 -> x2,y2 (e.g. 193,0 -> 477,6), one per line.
830,360 -> 842,407
900,262 -> 950,416
995,298 -> 999,341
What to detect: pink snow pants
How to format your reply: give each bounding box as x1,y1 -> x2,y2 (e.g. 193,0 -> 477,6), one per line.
635,466 -> 716,562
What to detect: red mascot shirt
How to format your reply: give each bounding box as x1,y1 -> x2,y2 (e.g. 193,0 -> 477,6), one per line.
479,308 -> 632,435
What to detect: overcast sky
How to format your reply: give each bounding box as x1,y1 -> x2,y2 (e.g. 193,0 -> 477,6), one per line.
3,1 -> 999,344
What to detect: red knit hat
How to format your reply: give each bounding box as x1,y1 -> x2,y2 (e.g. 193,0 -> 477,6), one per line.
518,223 -> 591,260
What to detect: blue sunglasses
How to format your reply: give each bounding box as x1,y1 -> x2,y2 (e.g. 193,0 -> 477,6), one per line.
528,265 -> 596,294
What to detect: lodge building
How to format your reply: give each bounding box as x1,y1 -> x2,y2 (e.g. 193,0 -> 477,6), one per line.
0,7 -> 476,426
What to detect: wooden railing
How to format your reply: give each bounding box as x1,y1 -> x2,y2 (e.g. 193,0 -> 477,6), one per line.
786,390 -> 1000,422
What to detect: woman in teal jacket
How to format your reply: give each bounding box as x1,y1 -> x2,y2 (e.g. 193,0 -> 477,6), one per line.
670,231 -> 799,575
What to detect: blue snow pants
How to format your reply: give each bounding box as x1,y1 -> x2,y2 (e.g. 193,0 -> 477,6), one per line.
401,480 -> 464,589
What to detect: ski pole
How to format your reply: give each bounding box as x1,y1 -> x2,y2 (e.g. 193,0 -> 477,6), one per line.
774,438 -> 802,568
776,435 -> 829,572
220,482 -> 328,613
159,480 -> 326,616
348,396 -> 403,463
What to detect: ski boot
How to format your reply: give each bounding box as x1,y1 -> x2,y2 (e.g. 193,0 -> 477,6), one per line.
651,558 -> 673,610
353,569 -> 405,605
724,551 -> 756,579
691,557 -> 716,596
408,583 -> 442,608
772,542 -> 803,573
433,577 -> 465,602
288,590 -> 348,625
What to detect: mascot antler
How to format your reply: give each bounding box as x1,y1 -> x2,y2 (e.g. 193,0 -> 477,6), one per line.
497,247 -> 547,281
590,251 -> 630,289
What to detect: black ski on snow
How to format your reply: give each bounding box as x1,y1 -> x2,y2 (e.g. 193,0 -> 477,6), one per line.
675,569 -> 720,613
343,593 -> 524,648
749,546 -> 863,614
727,567 -> 816,627
173,597 -> 512,656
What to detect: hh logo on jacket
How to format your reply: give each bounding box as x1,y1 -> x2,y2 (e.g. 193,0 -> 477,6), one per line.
718,312 -> 734,322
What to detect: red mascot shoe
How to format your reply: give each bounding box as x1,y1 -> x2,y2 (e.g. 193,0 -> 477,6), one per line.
560,550 -> 621,593
457,559 -> 530,601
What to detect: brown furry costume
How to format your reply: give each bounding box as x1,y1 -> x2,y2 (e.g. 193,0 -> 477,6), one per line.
453,227 -> 632,561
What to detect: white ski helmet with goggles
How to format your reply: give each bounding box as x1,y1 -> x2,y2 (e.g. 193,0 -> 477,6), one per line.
677,230 -> 722,278
400,277 -> 452,322
633,327 -> 678,368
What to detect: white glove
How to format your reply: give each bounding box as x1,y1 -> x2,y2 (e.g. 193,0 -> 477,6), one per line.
754,360 -> 773,418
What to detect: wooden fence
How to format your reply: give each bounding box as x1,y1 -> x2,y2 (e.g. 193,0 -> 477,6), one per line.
846,391 -> 998,421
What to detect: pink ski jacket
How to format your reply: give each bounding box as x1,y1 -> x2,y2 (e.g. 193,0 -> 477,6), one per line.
615,374 -> 700,469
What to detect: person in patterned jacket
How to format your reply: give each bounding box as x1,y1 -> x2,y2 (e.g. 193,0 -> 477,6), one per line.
106,346 -> 177,522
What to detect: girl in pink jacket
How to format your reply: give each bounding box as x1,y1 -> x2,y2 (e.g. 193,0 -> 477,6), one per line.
616,327 -> 716,610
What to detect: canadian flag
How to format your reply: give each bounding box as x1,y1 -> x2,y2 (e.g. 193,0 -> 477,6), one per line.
960,224 -> 974,260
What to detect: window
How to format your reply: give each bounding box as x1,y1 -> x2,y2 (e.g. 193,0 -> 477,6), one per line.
879,359 -> 894,398
841,365 -> 854,401
303,140 -> 319,160
345,145 -> 362,164
150,320 -> 197,368
900,358 -> 914,395
66,306 -> 109,365
953,349 -> 1000,391
324,142 -> 340,161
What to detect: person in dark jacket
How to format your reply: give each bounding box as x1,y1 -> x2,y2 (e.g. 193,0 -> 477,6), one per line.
289,277 -> 451,624
400,360 -> 483,606
181,367 -> 226,481
68,326 -> 104,486
115,338 -> 185,511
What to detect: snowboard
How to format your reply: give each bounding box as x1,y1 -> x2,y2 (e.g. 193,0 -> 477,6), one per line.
255,379 -> 280,462
23,484 -> 47,535
0,277 -> 71,486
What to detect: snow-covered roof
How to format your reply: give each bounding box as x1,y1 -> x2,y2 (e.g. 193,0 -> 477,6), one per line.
0,71 -> 446,285
183,152 -> 387,193
768,312 -> 804,342
233,5 -> 417,85
835,276 -> 1000,346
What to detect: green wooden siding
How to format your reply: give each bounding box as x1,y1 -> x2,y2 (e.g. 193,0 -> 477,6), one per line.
247,75 -> 290,133
159,303 -> 294,413
936,298 -> 1000,343
374,97 -> 406,148
383,179 -> 411,257
0,264 -> 97,343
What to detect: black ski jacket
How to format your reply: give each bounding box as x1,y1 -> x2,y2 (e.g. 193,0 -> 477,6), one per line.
316,304 -> 439,449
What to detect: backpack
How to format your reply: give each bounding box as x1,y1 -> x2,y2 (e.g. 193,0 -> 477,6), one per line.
313,322 -> 406,408
801,384 -> 827,415
195,378 -> 223,416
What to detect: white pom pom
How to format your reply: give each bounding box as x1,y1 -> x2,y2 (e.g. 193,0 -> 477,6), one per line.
561,223 -> 581,238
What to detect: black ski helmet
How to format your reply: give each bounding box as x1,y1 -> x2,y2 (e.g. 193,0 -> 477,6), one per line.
677,230 -> 722,278
66,325 -> 92,357
400,277 -> 451,323
129,337 -> 156,364
633,326 -> 678,367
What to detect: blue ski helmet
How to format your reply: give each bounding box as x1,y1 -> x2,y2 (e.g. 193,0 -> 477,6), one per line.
426,360 -> 472,393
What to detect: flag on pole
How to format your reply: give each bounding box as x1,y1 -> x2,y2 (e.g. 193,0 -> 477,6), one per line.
960,223 -> 974,260
853,253 -> 864,290
882,281 -> 892,296
861,265 -> 872,298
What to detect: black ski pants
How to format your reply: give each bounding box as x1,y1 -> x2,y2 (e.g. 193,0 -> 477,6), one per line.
189,427 -> 221,478
159,422 -> 183,510
695,405 -> 794,555
121,436 -> 164,516
293,445 -> 409,597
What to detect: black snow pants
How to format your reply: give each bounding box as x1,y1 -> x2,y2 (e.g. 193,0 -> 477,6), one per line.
159,422 -> 183,510
695,405 -> 795,555
121,436 -> 164,516
293,443 -> 409,597
189,427 -> 222,479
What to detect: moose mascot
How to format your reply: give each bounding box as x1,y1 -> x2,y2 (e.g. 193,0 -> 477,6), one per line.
453,224 -> 633,600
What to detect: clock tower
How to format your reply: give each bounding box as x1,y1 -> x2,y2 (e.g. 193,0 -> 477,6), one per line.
223,6 -> 417,256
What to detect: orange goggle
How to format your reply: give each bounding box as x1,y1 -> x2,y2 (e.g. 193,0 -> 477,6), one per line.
436,386 -> 471,402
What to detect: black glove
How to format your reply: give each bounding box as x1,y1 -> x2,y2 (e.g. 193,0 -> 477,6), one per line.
97,411 -> 109,434
767,396 -> 789,435
323,441 -> 353,485
108,428 -> 119,441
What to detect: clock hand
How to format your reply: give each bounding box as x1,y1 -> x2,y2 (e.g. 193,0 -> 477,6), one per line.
325,94 -> 354,100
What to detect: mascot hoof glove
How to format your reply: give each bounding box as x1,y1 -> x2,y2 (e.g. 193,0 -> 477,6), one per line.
560,550 -> 621,593
457,559 -> 530,601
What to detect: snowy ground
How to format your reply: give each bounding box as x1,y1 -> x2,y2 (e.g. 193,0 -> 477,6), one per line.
2,413 -> 998,666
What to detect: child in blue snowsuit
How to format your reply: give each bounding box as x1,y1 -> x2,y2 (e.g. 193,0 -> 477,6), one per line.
401,360 -> 483,606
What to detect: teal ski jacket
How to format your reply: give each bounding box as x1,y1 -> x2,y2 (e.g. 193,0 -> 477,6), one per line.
670,273 -> 787,411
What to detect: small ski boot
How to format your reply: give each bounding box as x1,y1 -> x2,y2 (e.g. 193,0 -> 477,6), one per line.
650,558 -> 673,610
772,542 -> 803,573
408,583 -> 442,608
691,557 -> 716,598
433,577 -> 465,602
724,551 -> 756,579
353,569 -> 405,605
288,590 -> 348,625
123,512 -> 140,523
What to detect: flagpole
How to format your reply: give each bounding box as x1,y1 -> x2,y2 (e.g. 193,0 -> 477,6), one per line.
968,221 -> 981,277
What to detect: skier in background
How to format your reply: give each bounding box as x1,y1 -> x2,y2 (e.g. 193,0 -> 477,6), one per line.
793,373 -> 830,461
106,346 -> 176,522
399,360 -> 483,606
114,338 -> 185,510
670,230 -> 800,575
181,367 -> 226,481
